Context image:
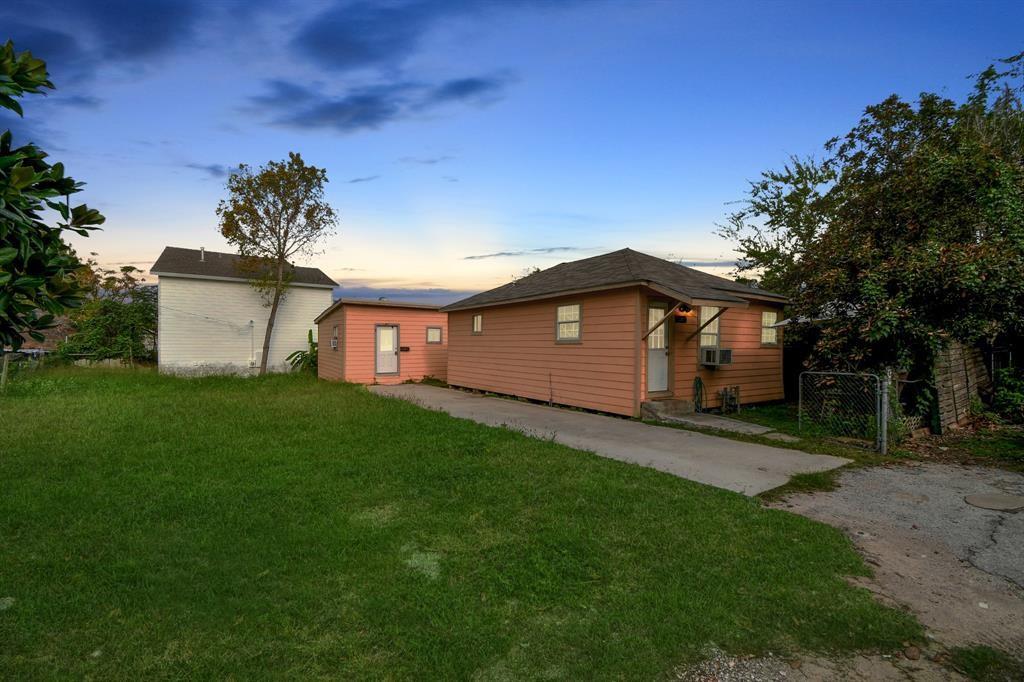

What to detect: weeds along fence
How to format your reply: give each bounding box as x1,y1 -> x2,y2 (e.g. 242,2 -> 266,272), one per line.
0,351 -> 48,393
799,371 -> 889,453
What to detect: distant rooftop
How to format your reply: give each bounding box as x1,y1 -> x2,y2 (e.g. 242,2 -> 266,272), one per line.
151,246 -> 336,288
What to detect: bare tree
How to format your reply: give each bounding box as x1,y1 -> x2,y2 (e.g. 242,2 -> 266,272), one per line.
217,152 -> 338,375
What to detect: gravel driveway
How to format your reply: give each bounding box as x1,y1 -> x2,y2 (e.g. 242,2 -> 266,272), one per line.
776,463 -> 1024,655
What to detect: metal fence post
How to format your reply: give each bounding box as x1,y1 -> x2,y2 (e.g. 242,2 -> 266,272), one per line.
798,371 -> 804,434
879,369 -> 890,455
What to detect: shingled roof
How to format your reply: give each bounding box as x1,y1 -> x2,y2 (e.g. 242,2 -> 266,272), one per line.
314,298 -> 442,323
151,247 -> 337,288
442,248 -> 786,312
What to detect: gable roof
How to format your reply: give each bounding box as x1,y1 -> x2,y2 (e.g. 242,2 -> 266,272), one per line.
151,247 -> 337,288
314,297 -> 442,323
441,248 -> 786,312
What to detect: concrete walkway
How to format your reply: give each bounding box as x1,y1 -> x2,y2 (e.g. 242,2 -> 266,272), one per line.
369,384 -> 849,496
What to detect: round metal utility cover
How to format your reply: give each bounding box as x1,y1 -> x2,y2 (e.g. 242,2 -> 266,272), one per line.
964,493 -> 1024,512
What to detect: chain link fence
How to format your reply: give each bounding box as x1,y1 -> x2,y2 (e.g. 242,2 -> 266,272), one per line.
799,371 -> 888,452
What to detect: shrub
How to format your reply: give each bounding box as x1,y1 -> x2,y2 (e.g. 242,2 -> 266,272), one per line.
992,367 -> 1024,423
285,329 -> 317,374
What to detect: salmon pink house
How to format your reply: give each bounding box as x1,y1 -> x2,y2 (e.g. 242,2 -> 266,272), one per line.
315,299 -> 447,384
441,249 -> 787,418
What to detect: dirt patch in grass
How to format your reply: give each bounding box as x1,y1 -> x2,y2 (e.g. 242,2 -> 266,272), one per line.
902,424 -> 1024,472
774,463 -> 1024,657
676,648 -> 969,681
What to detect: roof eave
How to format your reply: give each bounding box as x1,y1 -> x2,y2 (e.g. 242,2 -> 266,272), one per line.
314,298 -> 443,323
152,271 -> 337,289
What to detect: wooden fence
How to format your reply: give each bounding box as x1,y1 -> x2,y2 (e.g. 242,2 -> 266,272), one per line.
932,341 -> 990,433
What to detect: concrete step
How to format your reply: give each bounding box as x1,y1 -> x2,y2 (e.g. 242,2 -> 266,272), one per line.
641,399 -> 695,421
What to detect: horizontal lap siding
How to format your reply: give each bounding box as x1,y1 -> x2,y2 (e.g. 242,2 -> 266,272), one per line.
341,306 -> 448,385
671,303 -> 784,408
158,276 -> 331,373
316,307 -> 345,381
447,289 -> 640,416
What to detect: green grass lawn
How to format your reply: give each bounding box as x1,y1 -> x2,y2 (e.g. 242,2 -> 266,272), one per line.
944,427 -> 1024,471
0,369 -> 920,679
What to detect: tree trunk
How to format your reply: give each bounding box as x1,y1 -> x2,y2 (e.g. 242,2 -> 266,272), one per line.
259,263 -> 285,376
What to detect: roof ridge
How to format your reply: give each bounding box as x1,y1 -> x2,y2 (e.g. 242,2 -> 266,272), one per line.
152,245 -> 337,287
620,248 -> 639,280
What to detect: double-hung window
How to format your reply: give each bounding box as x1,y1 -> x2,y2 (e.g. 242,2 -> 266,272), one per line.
761,311 -> 779,346
556,304 -> 581,342
698,306 -> 720,348
472,314 -> 483,334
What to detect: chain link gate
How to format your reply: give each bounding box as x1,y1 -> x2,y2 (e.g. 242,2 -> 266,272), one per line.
798,371 -> 889,453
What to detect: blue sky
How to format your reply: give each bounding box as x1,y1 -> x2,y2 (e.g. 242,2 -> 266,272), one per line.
3,0 -> 1022,302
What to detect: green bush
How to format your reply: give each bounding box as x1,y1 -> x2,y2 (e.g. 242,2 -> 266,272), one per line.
992,367 -> 1024,423
285,329 -> 317,373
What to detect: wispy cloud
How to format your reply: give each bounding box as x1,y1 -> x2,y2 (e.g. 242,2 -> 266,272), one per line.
463,246 -> 585,261
3,1 -> 206,85
347,175 -> 381,184
50,94 -> 104,109
400,155 -> 454,165
184,162 -> 237,179
291,1 -> 445,74
247,75 -> 510,134
420,76 -> 508,107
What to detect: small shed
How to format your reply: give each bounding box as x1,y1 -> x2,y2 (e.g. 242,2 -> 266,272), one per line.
315,299 -> 447,384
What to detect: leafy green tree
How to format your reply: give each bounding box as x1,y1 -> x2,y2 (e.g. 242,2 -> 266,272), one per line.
720,53 -> 1024,379
57,258 -> 156,364
0,41 -> 103,350
216,152 -> 338,375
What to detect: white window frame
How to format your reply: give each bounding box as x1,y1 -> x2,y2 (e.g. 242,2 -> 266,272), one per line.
426,326 -> 443,344
761,310 -> 779,346
698,306 -> 720,349
472,314 -> 483,334
331,324 -> 339,350
555,303 -> 582,343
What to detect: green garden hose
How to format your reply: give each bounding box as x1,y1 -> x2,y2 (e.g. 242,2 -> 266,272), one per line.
693,376 -> 705,413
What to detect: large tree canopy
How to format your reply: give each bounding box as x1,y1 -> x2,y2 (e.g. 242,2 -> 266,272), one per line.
217,152 -> 338,375
0,41 -> 103,350
720,53 -> 1024,374
58,258 -> 156,363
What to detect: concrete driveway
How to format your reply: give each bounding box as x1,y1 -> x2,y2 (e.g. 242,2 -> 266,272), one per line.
369,384 -> 848,496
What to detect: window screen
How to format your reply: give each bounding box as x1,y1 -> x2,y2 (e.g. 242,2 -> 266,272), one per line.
556,304 -> 581,341
699,306 -> 720,348
761,311 -> 779,345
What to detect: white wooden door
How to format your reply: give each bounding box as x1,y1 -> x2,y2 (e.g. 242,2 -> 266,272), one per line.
647,305 -> 669,393
375,325 -> 399,375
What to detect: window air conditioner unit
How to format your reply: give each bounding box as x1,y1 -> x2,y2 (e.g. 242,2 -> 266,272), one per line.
701,348 -> 733,367
330,338 -> 338,350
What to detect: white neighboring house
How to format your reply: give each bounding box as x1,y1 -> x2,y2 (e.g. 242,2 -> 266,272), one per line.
151,246 -> 336,375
